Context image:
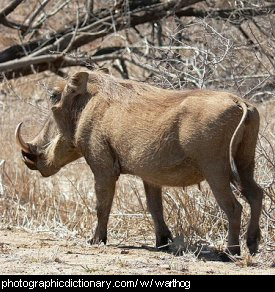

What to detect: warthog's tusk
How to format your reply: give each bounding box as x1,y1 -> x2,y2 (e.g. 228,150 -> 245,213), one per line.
22,155 -> 36,166
15,122 -> 31,154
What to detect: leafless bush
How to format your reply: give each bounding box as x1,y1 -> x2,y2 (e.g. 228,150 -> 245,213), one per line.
125,16 -> 274,102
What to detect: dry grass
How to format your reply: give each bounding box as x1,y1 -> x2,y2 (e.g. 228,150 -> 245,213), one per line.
0,73 -> 274,270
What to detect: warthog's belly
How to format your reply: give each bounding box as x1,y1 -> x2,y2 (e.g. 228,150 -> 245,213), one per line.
121,157 -> 204,187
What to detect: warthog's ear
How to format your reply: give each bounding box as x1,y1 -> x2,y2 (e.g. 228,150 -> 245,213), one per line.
69,71 -> 89,92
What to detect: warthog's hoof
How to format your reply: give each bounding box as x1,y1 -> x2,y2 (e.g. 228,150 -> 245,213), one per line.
247,241 -> 259,256
219,252 -> 233,262
88,236 -> 107,245
219,246 -> 241,262
156,234 -> 174,251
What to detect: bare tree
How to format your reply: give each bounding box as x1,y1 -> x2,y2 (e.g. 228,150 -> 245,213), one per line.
0,0 -> 274,101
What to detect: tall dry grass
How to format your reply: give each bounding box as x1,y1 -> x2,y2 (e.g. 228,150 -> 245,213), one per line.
0,74 -> 274,268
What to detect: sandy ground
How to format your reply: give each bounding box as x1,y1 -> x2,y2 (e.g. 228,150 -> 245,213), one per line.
0,228 -> 274,275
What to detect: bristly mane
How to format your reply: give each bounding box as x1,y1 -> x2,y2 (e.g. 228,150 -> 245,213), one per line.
87,71 -> 173,104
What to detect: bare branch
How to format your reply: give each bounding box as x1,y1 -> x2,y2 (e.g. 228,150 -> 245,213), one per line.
23,0 -> 51,36
0,52 -> 123,81
0,0 -> 24,19
176,4 -> 275,23
62,2 -> 80,55
0,0 -> 205,79
0,0 -> 27,30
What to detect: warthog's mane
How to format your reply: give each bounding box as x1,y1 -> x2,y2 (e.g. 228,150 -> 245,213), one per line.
86,71 -> 182,106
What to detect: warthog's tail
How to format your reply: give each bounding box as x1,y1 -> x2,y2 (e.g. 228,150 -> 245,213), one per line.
229,99 -> 248,189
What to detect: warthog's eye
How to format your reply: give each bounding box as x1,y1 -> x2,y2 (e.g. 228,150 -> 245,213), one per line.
49,91 -> 61,104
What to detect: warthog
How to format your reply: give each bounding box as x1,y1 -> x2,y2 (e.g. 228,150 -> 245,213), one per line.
15,71 -> 263,256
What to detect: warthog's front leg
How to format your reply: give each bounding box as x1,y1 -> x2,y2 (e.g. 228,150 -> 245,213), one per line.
88,176 -> 116,245
143,181 -> 173,250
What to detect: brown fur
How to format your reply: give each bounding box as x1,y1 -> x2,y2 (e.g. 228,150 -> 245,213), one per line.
17,71 -> 263,256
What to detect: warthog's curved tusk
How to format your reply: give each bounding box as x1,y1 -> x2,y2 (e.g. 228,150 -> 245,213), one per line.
15,122 -> 31,154
22,155 -> 36,166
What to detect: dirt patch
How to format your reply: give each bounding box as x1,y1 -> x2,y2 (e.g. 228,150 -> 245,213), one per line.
0,228 -> 273,275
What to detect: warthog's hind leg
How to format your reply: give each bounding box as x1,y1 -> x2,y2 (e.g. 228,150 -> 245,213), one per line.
143,181 -> 173,250
235,106 -> 263,255
204,166 -> 242,257
239,165 -> 263,255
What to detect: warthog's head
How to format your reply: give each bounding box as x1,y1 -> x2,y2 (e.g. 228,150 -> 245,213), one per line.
15,72 -> 90,177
